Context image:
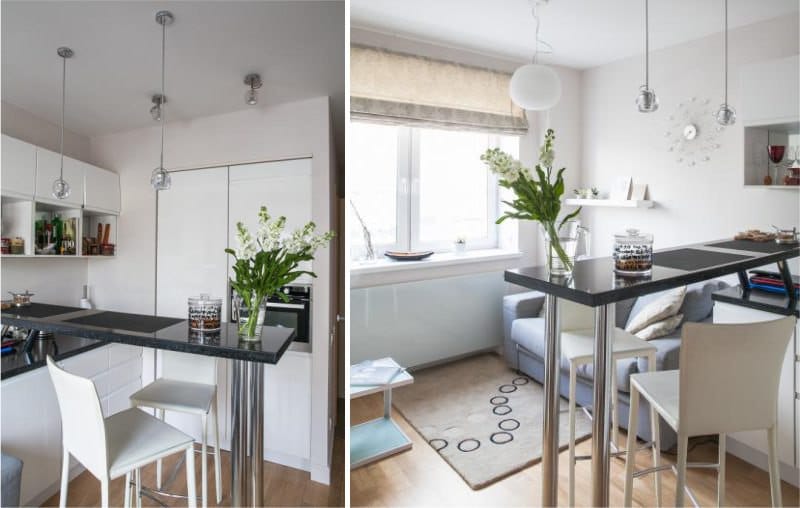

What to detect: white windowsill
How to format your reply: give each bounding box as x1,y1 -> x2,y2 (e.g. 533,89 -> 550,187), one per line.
350,249 -> 523,289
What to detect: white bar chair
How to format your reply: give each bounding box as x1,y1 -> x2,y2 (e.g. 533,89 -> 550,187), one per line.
129,351 -> 221,507
623,316 -> 795,507
46,356 -> 196,508
561,327 -> 659,507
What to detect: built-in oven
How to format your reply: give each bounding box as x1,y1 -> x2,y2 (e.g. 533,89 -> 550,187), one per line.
230,284 -> 311,343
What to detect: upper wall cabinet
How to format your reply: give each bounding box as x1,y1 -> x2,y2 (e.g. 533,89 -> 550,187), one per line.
83,162 -> 121,214
35,147 -> 84,208
740,55 -> 800,125
1,134 -> 36,199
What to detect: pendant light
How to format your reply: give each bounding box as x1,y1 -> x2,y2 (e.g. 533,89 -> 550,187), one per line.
715,0 -> 736,125
150,94 -> 166,121
635,0 -> 659,113
509,0 -> 561,111
150,10 -> 174,191
52,47 -> 73,200
244,74 -> 262,105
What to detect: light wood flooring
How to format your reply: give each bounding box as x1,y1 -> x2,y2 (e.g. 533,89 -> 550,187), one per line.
43,418 -> 344,507
352,392 -> 800,507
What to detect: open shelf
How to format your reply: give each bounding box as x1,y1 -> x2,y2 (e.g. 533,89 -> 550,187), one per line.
563,198 -> 654,208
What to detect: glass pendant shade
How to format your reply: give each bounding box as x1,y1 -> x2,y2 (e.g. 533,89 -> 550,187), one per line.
150,167 -> 171,190
52,178 -> 71,199
509,63 -> 562,111
245,88 -> 258,105
716,103 -> 736,125
636,86 -> 659,113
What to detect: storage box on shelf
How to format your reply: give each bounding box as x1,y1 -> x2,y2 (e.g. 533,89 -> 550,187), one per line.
34,201 -> 81,257
0,134 -> 120,258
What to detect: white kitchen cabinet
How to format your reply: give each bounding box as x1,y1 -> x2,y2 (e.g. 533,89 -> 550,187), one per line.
1,135 -> 36,199
740,55 -> 800,125
713,302 -> 798,485
34,148 -> 84,208
0,344 -> 142,505
83,162 -> 120,214
263,351 -> 312,468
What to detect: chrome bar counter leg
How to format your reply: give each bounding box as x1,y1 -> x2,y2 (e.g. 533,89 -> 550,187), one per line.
231,359 -> 265,507
541,294 -> 561,507
592,304 -> 615,506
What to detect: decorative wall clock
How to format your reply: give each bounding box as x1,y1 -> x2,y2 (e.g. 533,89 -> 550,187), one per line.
665,97 -> 725,167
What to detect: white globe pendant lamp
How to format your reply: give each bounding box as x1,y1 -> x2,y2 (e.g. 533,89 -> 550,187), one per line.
509,0 -> 561,111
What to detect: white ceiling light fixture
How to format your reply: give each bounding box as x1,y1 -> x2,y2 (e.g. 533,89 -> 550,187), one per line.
636,0 -> 658,113
150,94 -> 166,121
715,0 -> 736,126
150,10 -> 174,191
244,73 -> 262,106
509,0 -> 562,111
52,47 -> 73,200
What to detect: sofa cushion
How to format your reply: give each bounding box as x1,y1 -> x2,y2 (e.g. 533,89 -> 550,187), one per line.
635,313 -> 684,340
625,286 -> 686,333
678,280 -> 729,323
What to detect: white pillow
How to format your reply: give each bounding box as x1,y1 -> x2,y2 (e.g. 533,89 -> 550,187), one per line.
625,286 -> 687,334
635,314 -> 684,340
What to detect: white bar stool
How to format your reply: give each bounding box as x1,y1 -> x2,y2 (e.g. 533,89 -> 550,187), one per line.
130,351 -> 221,507
624,316 -> 795,507
46,356 -> 196,508
560,327 -> 659,507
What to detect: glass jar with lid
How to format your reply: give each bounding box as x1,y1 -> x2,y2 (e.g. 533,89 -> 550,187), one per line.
188,294 -> 222,332
613,229 -> 653,275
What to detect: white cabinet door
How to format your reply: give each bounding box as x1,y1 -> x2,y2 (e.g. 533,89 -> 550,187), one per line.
83,163 -> 120,214
157,167 -> 230,443
741,55 -> 800,124
0,368 -> 62,506
1,135 -> 37,199
264,351 -> 311,466
229,159 -> 313,279
35,148 -> 84,207
714,303 -> 796,467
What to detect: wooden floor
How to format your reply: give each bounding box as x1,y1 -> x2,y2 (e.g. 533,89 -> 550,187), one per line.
43,419 -> 344,507
351,392 -> 800,507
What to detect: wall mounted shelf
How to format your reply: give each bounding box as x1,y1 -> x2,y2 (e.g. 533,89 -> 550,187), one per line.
563,198 -> 654,208
744,185 -> 800,190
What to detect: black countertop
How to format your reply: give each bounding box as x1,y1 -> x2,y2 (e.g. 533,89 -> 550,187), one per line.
1,334 -> 106,380
1,305 -> 296,364
505,239 -> 800,307
712,285 -> 800,317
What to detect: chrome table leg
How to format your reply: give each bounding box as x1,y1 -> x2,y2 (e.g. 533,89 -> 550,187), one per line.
592,304 -> 615,506
541,294 -> 561,507
231,359 -> 264,507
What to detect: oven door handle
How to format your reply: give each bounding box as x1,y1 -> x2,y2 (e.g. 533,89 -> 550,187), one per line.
266,302 -> 306,310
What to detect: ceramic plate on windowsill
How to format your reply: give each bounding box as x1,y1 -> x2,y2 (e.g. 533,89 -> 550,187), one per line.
384,250 -> 434,261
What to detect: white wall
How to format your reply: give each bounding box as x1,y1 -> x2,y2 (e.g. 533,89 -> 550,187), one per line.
87,95 -> 335,483
1,101 -> 92,305
580,15 -> 800,256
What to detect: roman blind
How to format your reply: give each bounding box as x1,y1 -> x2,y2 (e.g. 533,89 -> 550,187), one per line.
350,45 -> 528,135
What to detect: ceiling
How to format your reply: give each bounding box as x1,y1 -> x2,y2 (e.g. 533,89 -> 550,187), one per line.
1,1 -> 345,164
351,0 -> 800,69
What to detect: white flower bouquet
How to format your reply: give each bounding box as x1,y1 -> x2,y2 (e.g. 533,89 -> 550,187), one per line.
225,206 -> 334,339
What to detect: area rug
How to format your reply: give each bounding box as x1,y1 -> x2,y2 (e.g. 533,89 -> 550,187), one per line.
392,353 -> 593,490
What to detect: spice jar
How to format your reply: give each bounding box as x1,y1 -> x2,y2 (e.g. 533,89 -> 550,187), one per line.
188,294 -> 222,332
10,237 -> 24,255
1,238 -> 10,255
613,229 -> 653,275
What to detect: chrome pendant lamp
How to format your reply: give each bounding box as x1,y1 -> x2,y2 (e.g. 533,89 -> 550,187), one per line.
716,0 -> 736,125
635,0 -> 658,113
52,47 -> 73,200
150,10 -> 174,191
509,0 -> 561,111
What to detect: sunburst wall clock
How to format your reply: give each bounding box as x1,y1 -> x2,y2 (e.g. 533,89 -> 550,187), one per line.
665,97 -> 726,167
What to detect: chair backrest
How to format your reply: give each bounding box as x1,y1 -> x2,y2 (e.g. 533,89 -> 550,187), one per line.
160,350 -> 217,385
46,356 -> 108,478
678,316 -> 795,437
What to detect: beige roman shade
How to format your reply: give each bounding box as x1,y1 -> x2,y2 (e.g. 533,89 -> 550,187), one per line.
350,45 -> 528,135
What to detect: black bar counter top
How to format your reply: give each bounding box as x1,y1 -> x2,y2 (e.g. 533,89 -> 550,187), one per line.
1,305 -> 296,364
505,238 -> 800,306
1,334 -> 106,380
712,285 -> 800,317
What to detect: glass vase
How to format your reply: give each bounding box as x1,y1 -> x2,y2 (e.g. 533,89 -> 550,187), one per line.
540,221 -> 581,276
235,295 -> 267,341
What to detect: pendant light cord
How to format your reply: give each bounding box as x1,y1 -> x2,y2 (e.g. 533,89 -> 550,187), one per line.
159,17 -> 166,171
59,54 -> 66,180
644,0 -> 650,89
532,3 -> 540,64
723,0 -> 728,105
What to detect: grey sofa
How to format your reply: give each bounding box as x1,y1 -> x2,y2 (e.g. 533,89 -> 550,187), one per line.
502,280 -> 728,451
1,452 -> 23,507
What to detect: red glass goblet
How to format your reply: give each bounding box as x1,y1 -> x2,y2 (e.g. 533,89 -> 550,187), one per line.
768,145 -> 785,164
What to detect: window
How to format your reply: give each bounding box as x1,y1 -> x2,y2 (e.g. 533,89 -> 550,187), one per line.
349,121 -> 520,260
